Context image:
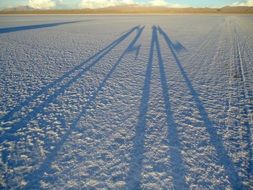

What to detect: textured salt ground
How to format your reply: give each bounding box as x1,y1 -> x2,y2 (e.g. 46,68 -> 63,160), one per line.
0,15 -> 252,189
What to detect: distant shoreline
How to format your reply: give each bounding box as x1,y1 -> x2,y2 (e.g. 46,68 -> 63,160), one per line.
1,13 -> 253,16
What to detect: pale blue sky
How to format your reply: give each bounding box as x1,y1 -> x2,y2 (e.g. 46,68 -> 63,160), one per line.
0,0 -> 251,10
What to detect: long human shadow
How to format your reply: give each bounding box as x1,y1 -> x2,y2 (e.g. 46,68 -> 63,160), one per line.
0,25 -> 139,124
154,26 -> 189,189
125,26 -> 155,190
158,26 -> 246,190
22,26 -> 144,190
0,21 -> 84,34
0,26 -> 140,143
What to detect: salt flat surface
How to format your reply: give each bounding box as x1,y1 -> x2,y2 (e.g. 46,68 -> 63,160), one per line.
0,15 -> 253,189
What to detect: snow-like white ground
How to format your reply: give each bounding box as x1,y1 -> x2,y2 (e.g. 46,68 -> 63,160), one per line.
0,15 -> 252,189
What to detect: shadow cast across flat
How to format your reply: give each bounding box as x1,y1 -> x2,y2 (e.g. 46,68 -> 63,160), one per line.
125,26 -> 188,190
125,26 -> 155,190
22,26 -> 144,190
0,20 -> 87,34
158,26 -> 246,190
0,26 -> 140,143
155,26 -> 189,189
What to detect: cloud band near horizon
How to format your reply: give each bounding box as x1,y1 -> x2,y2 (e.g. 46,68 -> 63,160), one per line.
1,0 -> 253,10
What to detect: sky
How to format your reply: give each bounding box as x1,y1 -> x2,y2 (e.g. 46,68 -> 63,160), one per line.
0,0 -> 252,10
